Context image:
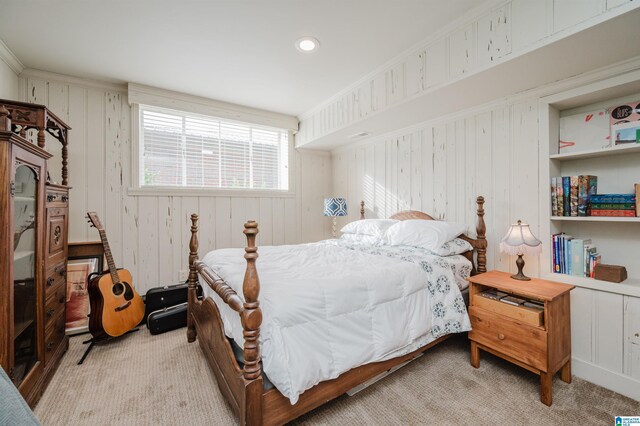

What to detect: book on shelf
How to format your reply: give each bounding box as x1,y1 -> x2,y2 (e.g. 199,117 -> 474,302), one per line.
590,209 -> 636,217
570,176 -> 579,216
636,184 -> 640,217
557,179 -> 564,216
578,175 -> 597,216
590,203 -> 636,209
589,194 -> 636,203
563,177 -> 571,216
551,177 -> 558,216
589,253 -> 601,278
570,239 -> 585,277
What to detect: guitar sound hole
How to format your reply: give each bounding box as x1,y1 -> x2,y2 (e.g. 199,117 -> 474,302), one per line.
112,283 -> 124,296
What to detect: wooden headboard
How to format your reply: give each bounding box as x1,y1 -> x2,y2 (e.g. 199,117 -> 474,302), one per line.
360,197 -> 487,275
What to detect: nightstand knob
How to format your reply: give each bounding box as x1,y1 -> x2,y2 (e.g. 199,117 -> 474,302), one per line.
635,333 -> 639,338
498,333 -> 505,340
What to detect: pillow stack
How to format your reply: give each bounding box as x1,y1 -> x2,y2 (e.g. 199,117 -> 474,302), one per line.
339,218 -> 472,256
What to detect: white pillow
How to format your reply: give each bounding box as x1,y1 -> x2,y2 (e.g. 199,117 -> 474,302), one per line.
430,238 -> 473,256
383,220 -> 467,250
339,233 -> 381,245
340,219 -> 398,238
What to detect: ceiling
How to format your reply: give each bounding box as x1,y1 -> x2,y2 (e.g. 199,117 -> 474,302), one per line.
0,0 -> 481,116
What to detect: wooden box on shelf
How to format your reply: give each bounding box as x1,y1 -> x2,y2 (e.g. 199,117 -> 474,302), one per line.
593,264 -> 627,283
467,270 -> 575,406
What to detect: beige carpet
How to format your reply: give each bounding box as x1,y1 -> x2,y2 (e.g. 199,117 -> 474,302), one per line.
35,329 -> 639,425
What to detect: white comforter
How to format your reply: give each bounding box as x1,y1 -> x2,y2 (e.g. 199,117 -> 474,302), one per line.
201,240 -> 472,404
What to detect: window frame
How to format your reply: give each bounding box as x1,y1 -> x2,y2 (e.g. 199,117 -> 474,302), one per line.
129,104 -> 295,198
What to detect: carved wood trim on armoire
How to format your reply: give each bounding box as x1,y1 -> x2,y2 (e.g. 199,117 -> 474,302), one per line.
0,100 -> 71,407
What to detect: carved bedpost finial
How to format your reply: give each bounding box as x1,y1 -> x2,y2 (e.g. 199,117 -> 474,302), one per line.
187,213 -> 199,342
360,201 -> 365,220
0,105 -> 11,132
241,221 -> 262,381
476,196 -> 487,273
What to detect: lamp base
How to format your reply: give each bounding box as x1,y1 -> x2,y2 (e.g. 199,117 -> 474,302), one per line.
510,254 -> 531,281
332,217 -> 337,238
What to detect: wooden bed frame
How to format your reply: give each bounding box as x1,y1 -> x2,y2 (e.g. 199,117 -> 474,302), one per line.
186,196 -> 487,425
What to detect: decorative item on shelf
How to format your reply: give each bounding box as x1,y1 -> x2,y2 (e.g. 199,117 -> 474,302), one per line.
610,101 -> 640,145
324,197 -> 347,238
594,264 -> 627,283
500,220 -> 542,281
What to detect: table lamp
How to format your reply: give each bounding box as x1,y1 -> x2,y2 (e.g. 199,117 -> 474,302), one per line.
500,220 -> 542,281
324,198 -> 347,238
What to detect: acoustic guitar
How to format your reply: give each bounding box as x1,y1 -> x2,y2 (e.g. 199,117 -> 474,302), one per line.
86,212 -> 145,338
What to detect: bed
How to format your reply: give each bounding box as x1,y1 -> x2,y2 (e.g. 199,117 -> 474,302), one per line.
186,196 -> 487,425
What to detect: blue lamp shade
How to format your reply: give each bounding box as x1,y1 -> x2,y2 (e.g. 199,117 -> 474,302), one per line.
324,198 -> 347,217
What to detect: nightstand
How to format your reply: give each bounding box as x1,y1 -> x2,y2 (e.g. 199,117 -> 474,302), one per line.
467,270 -> 575,406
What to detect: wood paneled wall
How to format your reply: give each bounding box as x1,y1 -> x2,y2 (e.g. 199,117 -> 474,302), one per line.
0,57 -> 18,99
18,73 -> 332,293
298,0 -> 638,146
332,98 -> 540,277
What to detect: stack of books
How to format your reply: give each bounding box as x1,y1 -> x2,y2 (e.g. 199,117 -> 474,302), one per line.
551,175 -> 597,216
552,234 -> 600,278
590,193 -> 637,217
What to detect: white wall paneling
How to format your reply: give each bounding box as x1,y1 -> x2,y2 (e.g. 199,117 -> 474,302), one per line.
331,98 -> 540,276
19,72 -> 332,294
296,0 -> 640,148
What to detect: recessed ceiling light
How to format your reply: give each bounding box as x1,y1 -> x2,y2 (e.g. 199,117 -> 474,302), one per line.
296,36 -> 319,53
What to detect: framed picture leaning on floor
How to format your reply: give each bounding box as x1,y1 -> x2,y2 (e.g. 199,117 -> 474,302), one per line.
66,242 -> 104,335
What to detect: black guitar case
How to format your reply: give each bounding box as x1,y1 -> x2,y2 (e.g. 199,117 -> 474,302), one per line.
147,303 -> 188,335
143,282 -> 202,322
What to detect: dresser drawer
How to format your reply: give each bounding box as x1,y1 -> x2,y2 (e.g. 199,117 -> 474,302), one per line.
45,285 -> 66,332
469,306 -> 548,371
44,311 -> 66,364
46,188 -> 69,206
45,261 -> 66,296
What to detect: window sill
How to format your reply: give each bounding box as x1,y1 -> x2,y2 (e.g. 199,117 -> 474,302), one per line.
127,187 -> 296,198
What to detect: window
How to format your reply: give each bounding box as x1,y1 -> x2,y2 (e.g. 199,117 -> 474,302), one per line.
138,106 -> 289,191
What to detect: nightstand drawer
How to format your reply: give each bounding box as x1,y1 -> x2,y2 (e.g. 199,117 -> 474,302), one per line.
469,306 -> 548,371
473,296 -> 544,328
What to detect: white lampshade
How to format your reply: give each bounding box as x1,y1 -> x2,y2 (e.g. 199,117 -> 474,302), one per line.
499,220 -> 542,256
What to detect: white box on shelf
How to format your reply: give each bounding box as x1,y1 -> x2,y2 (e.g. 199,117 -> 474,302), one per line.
559,109 -> 611,154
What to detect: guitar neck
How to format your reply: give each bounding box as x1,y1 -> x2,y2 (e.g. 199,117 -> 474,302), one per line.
98,229 -> 120,284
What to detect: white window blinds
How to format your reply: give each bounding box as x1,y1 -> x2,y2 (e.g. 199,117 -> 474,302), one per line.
140,106 -> 289,190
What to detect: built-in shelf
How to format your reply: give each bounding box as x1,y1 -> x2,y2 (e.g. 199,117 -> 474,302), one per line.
550,216 -> 640,223
550,143 -> 640,161
544,273 -> 640,298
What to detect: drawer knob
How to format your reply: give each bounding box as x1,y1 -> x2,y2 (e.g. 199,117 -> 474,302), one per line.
61,196 -> 68,202
55,266 -> 66,277
47,342 -> 54,352
47,277 -> 55,286
59,295 -> 65,304
498,333 -> 505,340
635,333 -> 639,338
46,308 -> 55,317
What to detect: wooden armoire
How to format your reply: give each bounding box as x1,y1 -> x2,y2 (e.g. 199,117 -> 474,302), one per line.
0,100 -> 70,406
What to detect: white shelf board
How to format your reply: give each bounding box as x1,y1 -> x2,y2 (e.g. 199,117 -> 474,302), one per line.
551,216 -> 640,223
550,143 -> 640,161
543,273 -> 640,297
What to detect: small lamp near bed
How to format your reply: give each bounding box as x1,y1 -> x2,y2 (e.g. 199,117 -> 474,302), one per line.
500,220 -> 542,281
324,197 -> 347,238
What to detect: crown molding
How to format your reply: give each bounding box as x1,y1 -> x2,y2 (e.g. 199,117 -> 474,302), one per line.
0,39 -> 24,74
19,68 -> 127,93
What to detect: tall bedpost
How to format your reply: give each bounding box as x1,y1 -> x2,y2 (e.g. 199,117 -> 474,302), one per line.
241,221 -> 263,426
187,214 -> 199,343
475,196 -> 487,273
360,201 -> 365,220
241,221 -> 262,381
